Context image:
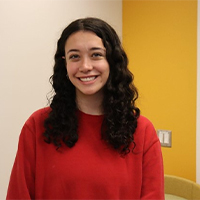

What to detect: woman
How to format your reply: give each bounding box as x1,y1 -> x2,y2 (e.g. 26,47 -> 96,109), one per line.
7,17 -> 164,199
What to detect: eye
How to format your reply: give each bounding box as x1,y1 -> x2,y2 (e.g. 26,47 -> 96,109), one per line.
92,52 -> 104,58
68,54 -> 80,61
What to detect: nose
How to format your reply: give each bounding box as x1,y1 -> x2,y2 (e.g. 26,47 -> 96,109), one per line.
79,57 -> 93,72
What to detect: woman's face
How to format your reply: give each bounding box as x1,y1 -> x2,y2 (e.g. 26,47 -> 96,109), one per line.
64,31 -> 110,98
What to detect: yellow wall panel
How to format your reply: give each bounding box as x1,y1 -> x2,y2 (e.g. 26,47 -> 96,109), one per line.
123,0 -> 197,181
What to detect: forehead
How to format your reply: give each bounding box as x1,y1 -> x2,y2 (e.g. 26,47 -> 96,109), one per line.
65,31 -> 104,50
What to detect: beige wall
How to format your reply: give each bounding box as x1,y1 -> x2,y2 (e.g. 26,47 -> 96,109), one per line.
0,0 -> 122,198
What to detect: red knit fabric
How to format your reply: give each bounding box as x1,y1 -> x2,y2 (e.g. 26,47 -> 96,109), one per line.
6,107 -> 164,199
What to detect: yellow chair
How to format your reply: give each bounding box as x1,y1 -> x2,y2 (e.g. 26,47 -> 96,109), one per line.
165,174 -> 200,200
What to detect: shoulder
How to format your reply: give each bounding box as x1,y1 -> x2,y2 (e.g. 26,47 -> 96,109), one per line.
17,107 -> 51,145
134,115 -> 159,153
137,115 -> 153,125
24,107 -> 51,130
136,115 -> 155,133
27,107 -> 51,121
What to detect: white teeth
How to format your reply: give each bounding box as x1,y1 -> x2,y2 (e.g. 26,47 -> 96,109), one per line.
80,77 -> 96,82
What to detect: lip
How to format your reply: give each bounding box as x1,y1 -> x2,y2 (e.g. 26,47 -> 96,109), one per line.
77,75 -> 98,83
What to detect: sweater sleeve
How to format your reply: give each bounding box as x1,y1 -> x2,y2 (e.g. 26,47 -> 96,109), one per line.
6,122 -> 36,200
140,121 -> 165,200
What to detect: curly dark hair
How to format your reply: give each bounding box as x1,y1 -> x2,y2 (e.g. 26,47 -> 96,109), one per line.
44,17 -> 140,155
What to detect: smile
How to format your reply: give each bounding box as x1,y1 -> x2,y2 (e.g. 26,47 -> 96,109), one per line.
79,76 -> 97,82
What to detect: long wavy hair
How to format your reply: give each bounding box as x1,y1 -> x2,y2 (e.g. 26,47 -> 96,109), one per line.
44,17 -> 140,155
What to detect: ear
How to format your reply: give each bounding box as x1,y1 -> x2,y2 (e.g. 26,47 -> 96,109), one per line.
62,56 -> 67,66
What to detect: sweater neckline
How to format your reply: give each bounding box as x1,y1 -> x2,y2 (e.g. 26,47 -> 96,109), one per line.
77,109 -> 104,118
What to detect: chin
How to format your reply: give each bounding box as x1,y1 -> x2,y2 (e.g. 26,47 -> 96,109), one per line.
81,91 -> 98,96
77,89 -> 103,97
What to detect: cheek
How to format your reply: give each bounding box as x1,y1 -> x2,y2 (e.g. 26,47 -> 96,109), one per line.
103,63 -> 110,77
98,60 -> 110,72
66,63 -> 77,76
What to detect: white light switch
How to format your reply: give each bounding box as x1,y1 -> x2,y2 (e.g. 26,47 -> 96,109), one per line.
158,132 -> 164,143
164,131 -> 170,143
157,130 -> 172,147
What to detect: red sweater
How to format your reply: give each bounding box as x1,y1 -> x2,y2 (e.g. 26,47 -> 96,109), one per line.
7,107 -> 164,199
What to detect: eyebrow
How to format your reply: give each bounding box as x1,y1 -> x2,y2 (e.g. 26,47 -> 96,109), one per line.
66,47 -> 106,54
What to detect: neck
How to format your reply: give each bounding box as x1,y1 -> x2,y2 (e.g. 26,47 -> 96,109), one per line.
76,91 -> 104,115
